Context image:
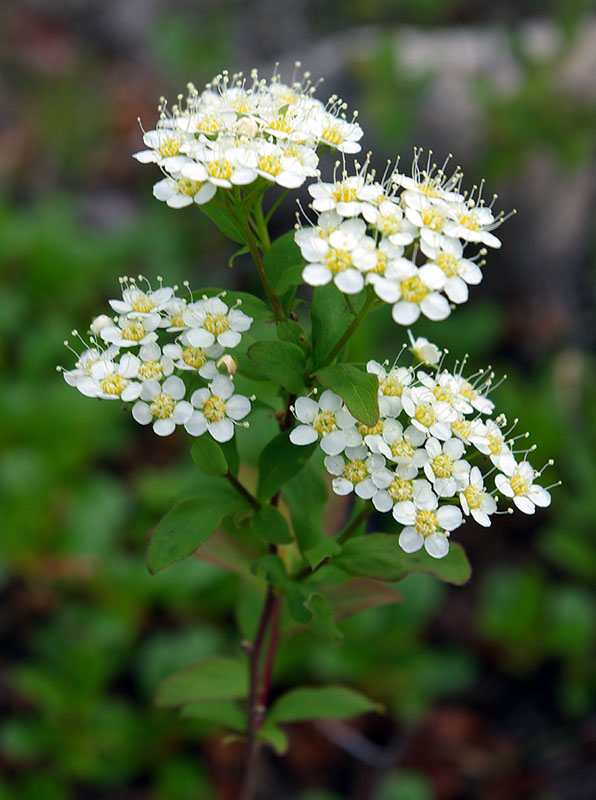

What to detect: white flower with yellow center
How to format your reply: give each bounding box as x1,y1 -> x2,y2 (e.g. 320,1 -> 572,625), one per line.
73,352 -> 142,402
459,467 -> 496,527
387,261 -> 450,326
407,331 -> 442,365
373,473 -> 416,513
450,374 -> 494,415
443,200 -> 502,249
367,360 -> 413,417
162,341 -> 223,379
133,126 -> 190,172
362,199 -> 417,246
186,375 -> 251,442
62,344 -> 118,390
252,140 -> 317,189
324,445 -> 392,499
404,194 -> 451,236
132,376 -> 193,436
136,342 -> 174,383
495,461 -> 551,515
402,386 -> 457,440
420,233 -> 482,304
289,390 -> 360,455
423,437 -> 470,497
182,140 -> 257,188
475,419 -> 516,472
152,170 -> 217,208
308,111 -> 363,153
100,314 -> 161,348
369,419 -> 428,478
308,175 -> 367,218
182,297 -> 253,349
109,282 -> 175,319
163,298 -> 189,331
393,479 -> 463,559
300,218 -> 376,295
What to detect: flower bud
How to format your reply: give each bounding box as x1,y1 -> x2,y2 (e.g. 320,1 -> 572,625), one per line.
216,354 -> 238,376
90,314 -> 112,335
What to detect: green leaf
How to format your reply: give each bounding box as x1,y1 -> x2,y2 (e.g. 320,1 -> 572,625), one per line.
282,463 -> 328,555
322,578 -> 403,621
268,686 -> 382,723
251,554 -> 287,588
263,231 -> 304,292
228,244 -> 249,268
146,478 -> 250,574
201,201 -> 246,244
219,437 -> 239,477
311,283 -> 360,366
181,701 -> 246,730
277,319 -> 311,357
304,540 -> 342,569
305,592 -> 343,644
247,339 -> 307,394
190,437 -> 228,476
155,657 -> 248,708
250,504 -> 294,545
316,363 -> 379,426
256,432 -> 316,501
258,720 -> 289,754
284,583 -> 312,624
335,534 -> 472,585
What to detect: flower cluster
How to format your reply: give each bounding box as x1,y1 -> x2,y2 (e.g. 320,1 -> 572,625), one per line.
60,277 -> 253,440
134,65 -> 363,208
295,150 -> 507,328
289,344 -> 552,559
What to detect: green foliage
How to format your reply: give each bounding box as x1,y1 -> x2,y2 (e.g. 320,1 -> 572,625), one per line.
190,436 -> 228,476
256,432 -> 316,501
281,462 -> 328,555
268,685 -> 382,723
200,201 -> 246,243
310,284 -> 360,366
316,363 -> 380,426
155,657 -> 248,707
249,504 -> 294,544
146,478 -> 251,573
263,230 -> 304,293
336,534 -> 472,585
247,339 -> 307,393
305,593 -> 344,645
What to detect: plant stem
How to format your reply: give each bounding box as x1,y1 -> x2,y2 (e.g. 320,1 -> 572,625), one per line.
225,472 -> 260,510
319,289 -> 377,367
239,584 -> 278,800
337,505 -> 372,545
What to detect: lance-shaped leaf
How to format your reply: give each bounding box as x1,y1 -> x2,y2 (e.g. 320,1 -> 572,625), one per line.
268,686 -> 382,723
155,657 -> 248,708
263,231 -> 304,293
310,283 -> 362,367
256,432 -> 316,501
250,504 -> 294,545
191,436 -> 228,476
321,578 -> 403,621
305,592 -> 343,645
146,478 -> 250,574
335,534 -> 472,585
201,202 -> 246,244
247,340 -> 307,394
277,319 -> 311,357
281,463 -> 328,555
316,363 -> 379,427
258,720 -> 289,754
181,701 -> 246,731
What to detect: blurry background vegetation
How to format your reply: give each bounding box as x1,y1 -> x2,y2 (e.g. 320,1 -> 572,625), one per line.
1,1 -> 595,798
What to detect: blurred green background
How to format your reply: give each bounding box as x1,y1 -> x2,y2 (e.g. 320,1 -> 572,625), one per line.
1,1 -> 595,798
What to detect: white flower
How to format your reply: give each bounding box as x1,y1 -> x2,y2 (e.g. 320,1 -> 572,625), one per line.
74,352 -> 142,402
62,345 -> 117,388
393,479 -> 463,559
373,473 -> 416,513
370,419 -> 428,478
152,173 -> 217,209
324,445 -> 392,500
423,437 -> 470,497
308,175 -> 367,218
420,233 -> 482,304
182,140 -> 258,188
402,386 -> 457,440
182,297 -> 253,349
132,376 -> 193,436
100,314 -> 161,348
389,261 -> 450,326
300,218 -> 376,295
162,341 -> 223,378
136,342 -> 174,383
109,282 -> 174,319
289,390 -> 359,455
90,315 -> 112,336
362,199 -> 417,246
186,375 -> 251,442
132,126 -> 190,171
476,419 -> 516,472
443,200 -> 502,249
367,360 -> 413,417
495,461 -> 551,515
459,467 -> 497,527
407,331 -> 442,365
308,111 -> 363,153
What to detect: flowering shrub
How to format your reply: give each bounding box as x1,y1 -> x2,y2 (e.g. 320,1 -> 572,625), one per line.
60,66 -> 555,799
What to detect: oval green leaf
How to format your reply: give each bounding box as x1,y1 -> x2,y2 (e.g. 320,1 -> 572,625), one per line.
256,431 -> 316,501
250,504 -> 294,545
247,340 -> 307,394
268,685 -> 382,723
155,657 -> 248,708
316,363 -> 379,426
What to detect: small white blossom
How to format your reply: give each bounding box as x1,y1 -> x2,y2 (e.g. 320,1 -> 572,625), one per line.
132,376 -> 193,436
186,375 -> 251,442
289,390 -> 359,455
393,479 -> 463,559
495,461 -> 551,515
182,297 -> 253,349
459,467 -> 497,527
